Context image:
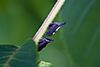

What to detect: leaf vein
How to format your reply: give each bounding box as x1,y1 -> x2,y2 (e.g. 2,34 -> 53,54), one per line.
0,55 -> 11,60
84,23 -> 100,58
71,0 -> 98,35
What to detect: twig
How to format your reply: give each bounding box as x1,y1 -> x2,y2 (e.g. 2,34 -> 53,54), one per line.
33,0 -> 65,45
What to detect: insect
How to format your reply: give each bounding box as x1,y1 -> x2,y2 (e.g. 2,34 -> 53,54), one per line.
38,38 -> 54,51
38,22 -> 66,51
46,22 -> 66,37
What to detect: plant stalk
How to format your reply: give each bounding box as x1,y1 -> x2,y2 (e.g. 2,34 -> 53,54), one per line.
33,0 -> 65,45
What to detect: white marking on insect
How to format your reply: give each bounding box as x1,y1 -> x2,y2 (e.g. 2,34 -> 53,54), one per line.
56,27 -> 60,31
53,32 -> 55,35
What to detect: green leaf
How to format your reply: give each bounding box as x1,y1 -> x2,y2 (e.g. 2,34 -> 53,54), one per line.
61,0 -> 100,67
38,61 -> 54,67
0,45 -> 18,67
0,39 -> 38,67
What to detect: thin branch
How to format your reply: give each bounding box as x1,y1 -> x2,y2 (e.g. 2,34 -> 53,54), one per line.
33,0 -> 66,45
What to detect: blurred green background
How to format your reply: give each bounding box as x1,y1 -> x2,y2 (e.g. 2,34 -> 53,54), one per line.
0,0 -> 100,67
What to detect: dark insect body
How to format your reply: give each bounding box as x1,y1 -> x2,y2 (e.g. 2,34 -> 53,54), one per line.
38,22 -> 66,51
46,22 -> 66,37
38,38 -> 54,51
